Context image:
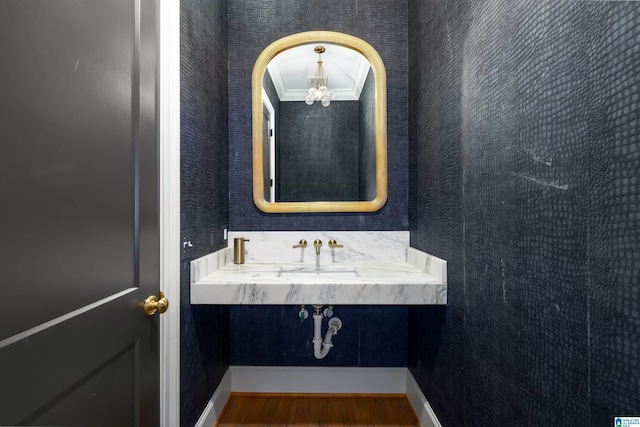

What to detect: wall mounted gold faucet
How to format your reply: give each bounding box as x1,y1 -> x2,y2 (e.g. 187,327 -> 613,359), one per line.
328,239 -> 343,249
313,239 -> 323,255
292,239 -> 308,249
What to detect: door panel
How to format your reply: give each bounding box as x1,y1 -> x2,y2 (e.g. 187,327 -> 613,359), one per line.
28,344 -> 136,426
0,289 -> 140,424
0,0 -> 160,424
0,0 -> 135,339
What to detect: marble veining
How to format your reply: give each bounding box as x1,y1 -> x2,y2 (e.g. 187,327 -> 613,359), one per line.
190,231 -> 447,305
227,231 -> 410,265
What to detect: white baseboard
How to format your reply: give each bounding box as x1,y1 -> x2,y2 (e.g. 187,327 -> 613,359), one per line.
405,370 -> 442,427
195,366 -> 440,427
194,368 -> 231,427
230,366 -> 408,394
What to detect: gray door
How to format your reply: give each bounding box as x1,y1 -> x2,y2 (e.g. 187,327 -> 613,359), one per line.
0,0 -> 161,425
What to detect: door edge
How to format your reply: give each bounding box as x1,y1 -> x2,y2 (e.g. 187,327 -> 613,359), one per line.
159,0 -> 181,424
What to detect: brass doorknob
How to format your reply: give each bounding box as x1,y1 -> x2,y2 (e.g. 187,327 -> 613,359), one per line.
144,291 -> 169,316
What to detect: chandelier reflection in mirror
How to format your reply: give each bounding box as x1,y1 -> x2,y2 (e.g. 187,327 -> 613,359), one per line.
304,46 -> 336,107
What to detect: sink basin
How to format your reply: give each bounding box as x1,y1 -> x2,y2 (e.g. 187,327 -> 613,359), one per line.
278,266 -> 359,279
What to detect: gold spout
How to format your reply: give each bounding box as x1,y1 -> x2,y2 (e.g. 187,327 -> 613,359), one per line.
313,239 -> 323,255
328,239 -> 343,248
292,239 -> 308,249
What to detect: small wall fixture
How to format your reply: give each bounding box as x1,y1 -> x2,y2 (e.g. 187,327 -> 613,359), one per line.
304,46 -> 335,107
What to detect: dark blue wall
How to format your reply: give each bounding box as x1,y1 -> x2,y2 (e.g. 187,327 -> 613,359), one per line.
278,101 -> 360,202
359,69 -> 377,201
180,0 -> 229,425
408,1 -> 640,426
230,306 -> 407,367
224,0 -> 409,370
180,1 -> 639,425
228,0 -> 408,231
408,0 -> 467,424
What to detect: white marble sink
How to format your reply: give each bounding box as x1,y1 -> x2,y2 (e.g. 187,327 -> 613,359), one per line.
278,266 -> 359,279
190,231 -> 447,305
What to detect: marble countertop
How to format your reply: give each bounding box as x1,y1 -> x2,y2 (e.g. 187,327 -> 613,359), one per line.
190,231 -> 447,305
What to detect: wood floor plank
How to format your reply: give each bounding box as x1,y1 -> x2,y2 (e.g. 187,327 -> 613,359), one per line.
300,395 -> 323,426
353,397 -> 376,427
276,395 -> 295,424
370,397 -> 393,423
215,393 -> 420,427
325,395 -> 356,426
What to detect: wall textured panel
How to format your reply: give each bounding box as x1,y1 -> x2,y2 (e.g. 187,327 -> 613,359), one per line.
226,0 -> 410,374
228,0 -> 408,230
181,0 -> 229,253
180,0 -> 229,425
407,0 -> 468,425
588,4 -> 640,422
359,69 -> 377,201
409,1 -> 640,426
461,3 -> 593,424
230,306 -> 407,367
278,101 -> 360,201
179,263 -> 229,427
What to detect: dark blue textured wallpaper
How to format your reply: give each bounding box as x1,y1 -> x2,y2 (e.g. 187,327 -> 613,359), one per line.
225,0 -> 411,372
228,0 -> 408,231
179,1 -> 639,425
278,101 -> 360,202
180,0 -> 229,425
223,0 -> 410,391
230,306 -> 407,367
409,1 -> 640,426
359,69 -> 377,201
407,1 -> 468,425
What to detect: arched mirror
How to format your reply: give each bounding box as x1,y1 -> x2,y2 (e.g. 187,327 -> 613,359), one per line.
252,31 -> 387,213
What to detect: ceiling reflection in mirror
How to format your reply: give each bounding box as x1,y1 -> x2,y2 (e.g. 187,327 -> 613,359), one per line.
252,31 -> 387,213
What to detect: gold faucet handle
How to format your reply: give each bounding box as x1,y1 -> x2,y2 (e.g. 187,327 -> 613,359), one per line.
292,239 -> 308,249
328,239 -> 343,248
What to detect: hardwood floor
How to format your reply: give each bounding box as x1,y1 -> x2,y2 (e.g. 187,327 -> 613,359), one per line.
215,393 -> 420,426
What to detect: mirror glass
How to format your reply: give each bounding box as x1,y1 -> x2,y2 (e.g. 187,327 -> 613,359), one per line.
252,31 -> 387,213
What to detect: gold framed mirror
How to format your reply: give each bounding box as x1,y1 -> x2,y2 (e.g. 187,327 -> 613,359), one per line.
252,31 -> 387,213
